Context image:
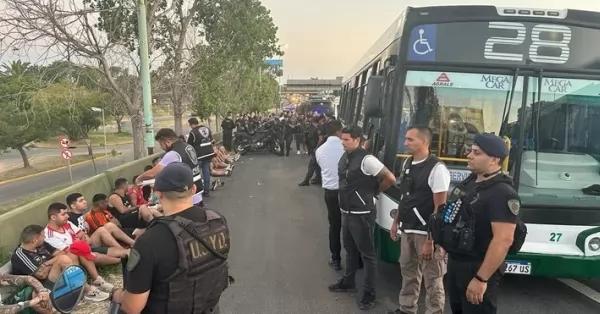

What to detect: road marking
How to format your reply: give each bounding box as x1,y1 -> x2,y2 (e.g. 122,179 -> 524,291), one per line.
558,278 -> 600,304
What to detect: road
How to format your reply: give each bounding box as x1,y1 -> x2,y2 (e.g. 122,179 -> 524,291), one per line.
202,153 -> 600,314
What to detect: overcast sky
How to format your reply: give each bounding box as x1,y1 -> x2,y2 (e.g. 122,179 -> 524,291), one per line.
259,0 -> 600,81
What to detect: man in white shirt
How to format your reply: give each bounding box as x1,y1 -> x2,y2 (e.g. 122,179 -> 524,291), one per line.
389,126 -> 451,314
315,119 -> 345,270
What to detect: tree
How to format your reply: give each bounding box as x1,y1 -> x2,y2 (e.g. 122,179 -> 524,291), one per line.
188,0 -> 281,118
0,0 -> 160,158
0,66 -> 53,168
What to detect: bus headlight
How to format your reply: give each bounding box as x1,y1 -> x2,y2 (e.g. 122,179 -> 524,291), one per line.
588,237 -> 600,252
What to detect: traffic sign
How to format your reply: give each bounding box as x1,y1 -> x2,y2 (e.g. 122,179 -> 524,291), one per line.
61,150 -> 73,161
58,137 -> 71,149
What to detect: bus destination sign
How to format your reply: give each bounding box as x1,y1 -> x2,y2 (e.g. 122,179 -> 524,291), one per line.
407,22 -> 600,70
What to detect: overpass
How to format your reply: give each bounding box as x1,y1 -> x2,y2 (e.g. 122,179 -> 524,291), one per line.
283,77 -> 343,96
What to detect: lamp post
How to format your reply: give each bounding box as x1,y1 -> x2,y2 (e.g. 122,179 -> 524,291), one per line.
91,107 -> 108,168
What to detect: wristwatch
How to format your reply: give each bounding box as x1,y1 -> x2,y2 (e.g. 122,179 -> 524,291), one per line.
40,288 -> 51,293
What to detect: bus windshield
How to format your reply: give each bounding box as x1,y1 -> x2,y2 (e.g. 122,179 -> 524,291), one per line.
398,71 -> 523,182
519,76 -> 600,208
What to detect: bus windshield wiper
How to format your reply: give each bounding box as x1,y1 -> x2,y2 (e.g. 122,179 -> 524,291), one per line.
499,68 -> 520,137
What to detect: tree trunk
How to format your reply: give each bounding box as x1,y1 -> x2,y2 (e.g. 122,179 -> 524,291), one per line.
116,118 -> 123,133
130,111 -> 147,159
174,107 -> 183,135
16,146 -> 31,168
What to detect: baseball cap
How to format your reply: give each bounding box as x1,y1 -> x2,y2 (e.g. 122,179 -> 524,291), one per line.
70,240 -> 95,261
473,133 -> 509,159
154,162 -> 194,192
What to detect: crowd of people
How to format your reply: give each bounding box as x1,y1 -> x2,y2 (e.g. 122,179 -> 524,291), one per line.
0,119 -> 240,313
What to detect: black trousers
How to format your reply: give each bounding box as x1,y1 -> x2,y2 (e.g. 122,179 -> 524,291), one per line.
445,258 -> 502,314
223,131 -> 233,151
304,153 -> 321,182
294,133 -> 302,150
342,212 -> 377,292
284,132 -> 294,155
324,189 -> 342,261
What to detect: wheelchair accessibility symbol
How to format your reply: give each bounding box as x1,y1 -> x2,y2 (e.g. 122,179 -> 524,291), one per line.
413,29 -> 433,55
407,24 -> 437,61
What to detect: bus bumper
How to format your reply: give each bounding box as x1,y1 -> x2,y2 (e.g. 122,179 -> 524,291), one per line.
373,224 -> 600,278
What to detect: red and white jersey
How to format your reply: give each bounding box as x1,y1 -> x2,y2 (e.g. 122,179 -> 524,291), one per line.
44,221 -> 81,251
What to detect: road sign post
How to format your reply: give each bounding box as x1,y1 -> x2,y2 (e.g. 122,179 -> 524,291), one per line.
61,149 -> 74,185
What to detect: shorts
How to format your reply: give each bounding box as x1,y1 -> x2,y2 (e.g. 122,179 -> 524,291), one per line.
91,246 -> 109,255
117,210 -> 148,229
122,228 -> 136,238
7,280 -> 54,314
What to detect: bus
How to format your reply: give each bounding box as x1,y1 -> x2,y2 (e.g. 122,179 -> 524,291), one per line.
339,5 -> 600,279
307,97 -> 334,115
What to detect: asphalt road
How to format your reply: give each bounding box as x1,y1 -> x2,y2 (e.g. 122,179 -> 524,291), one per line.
202,152 -> 600,314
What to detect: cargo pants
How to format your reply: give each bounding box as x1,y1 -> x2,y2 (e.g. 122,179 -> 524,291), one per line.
398,232 -> 446,314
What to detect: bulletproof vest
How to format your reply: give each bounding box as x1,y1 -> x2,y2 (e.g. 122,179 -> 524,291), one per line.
169,140 -> 204,192
338,148 -> 379,214
429,174 -> 527,259
398,156 -> 440,233
151,209 -> 232,313
190,125 -> 215,160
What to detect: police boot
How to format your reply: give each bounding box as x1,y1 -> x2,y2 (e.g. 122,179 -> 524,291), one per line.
358,291 -> 376,310
298,180 -> 309,186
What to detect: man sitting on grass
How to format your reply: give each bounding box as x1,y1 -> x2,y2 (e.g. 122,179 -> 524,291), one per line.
87,194 -> 146,239
11,225 -> 110,303
43,203 -> 117,291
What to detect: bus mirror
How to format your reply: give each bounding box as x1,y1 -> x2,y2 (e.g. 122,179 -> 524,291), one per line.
364,76 -> 384,118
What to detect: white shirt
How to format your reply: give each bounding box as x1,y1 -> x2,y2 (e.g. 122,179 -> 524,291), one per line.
360,155 -> 386,177
401,158 -> 451,193
44,221 -> 82,251
316,136 -> 345,190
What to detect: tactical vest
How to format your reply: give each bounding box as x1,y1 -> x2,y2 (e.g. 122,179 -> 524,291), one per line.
338,148 -> 379,214
169,140 -> 204,193
398,156 -> 440,234
150,209 -> 233,313
190,125 -> 215,160
429,174 -> 527,260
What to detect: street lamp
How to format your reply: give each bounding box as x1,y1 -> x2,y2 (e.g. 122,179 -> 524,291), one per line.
91,107 -> 108,168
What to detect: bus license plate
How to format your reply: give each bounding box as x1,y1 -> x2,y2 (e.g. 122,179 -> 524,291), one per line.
505,261 -> 531,275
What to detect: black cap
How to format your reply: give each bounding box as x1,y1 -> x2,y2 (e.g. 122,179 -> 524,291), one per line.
154,162 -> 194,192
473,133 -> 508,158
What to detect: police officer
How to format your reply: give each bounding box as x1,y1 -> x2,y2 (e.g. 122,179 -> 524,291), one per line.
221,112 -> 236,152
298,116 -> 322,186
135,128 -> 204,206
283,114 -> 295,156
328,125 -> 397,311
111,162 -> 232,314
431,133 -> 524,314
389,126 -> 450,314
188,118 -> 215,197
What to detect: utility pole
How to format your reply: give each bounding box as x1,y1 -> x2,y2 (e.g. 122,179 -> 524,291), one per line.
137,0 -> 154,155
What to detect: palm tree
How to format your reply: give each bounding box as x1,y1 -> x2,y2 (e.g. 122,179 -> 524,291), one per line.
1,60 -> 31,77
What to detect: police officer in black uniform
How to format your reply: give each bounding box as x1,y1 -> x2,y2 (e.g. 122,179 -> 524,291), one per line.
110,162 -> 232,314
283,114 -> 296,156
328,125 -> 397,310
298,116 -> 323,186
430,133 -> 526,314
135,128 -> 205,206
188,118 -> 215,197
221,112 -> 236,152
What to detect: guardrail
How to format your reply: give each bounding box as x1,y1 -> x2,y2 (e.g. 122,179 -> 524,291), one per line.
0,133 -> 223,253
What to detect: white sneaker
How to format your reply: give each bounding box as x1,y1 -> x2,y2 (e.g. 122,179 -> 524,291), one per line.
297,151 -> 300,155
92,276 -> 114,292
84,288 -> 109,302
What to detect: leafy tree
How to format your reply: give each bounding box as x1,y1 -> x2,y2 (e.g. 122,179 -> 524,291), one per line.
0,66 -> 53,168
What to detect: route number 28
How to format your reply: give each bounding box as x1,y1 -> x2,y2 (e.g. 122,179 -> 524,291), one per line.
484,22 -> 571,64
549,232 -> 563,242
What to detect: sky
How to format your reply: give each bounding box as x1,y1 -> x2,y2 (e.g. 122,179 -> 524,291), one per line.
259,0 -> 600,81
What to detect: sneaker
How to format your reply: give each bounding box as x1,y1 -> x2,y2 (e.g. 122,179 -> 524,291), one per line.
359,291 -> 376,310
297,151 -> 300,155
328,278 -> 356,292
328,259 -> 342,271
92,276 -> 114,292
84,288 -> 109,302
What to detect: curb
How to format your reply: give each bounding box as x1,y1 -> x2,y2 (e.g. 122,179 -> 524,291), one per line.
0,154 -> 115,186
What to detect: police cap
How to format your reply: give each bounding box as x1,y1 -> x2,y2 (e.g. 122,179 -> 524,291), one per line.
473,133 -> 508,158
154,162 -> 194,192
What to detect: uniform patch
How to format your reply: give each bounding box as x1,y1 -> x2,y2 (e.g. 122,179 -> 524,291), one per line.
507,199 -> 520,215
199,127 -> 210,138
126,249 -> 141,272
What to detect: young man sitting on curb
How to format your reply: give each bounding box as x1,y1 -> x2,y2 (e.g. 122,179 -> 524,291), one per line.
11,225 -> 110,303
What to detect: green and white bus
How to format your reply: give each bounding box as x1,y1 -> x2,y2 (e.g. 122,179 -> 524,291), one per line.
339,5 -> 600,279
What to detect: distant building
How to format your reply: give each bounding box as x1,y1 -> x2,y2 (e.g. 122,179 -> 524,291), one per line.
283,76 -> 343,96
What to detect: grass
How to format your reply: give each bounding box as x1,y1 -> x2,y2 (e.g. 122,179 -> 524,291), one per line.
0,154 -> 104,182
0,182 -> 72,214
36,132 -> 133,148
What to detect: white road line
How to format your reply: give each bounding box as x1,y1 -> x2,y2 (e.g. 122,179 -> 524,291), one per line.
558,278 -> 600,304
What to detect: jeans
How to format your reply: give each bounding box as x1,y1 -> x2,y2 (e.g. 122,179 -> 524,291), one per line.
200,159 -> 211,193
